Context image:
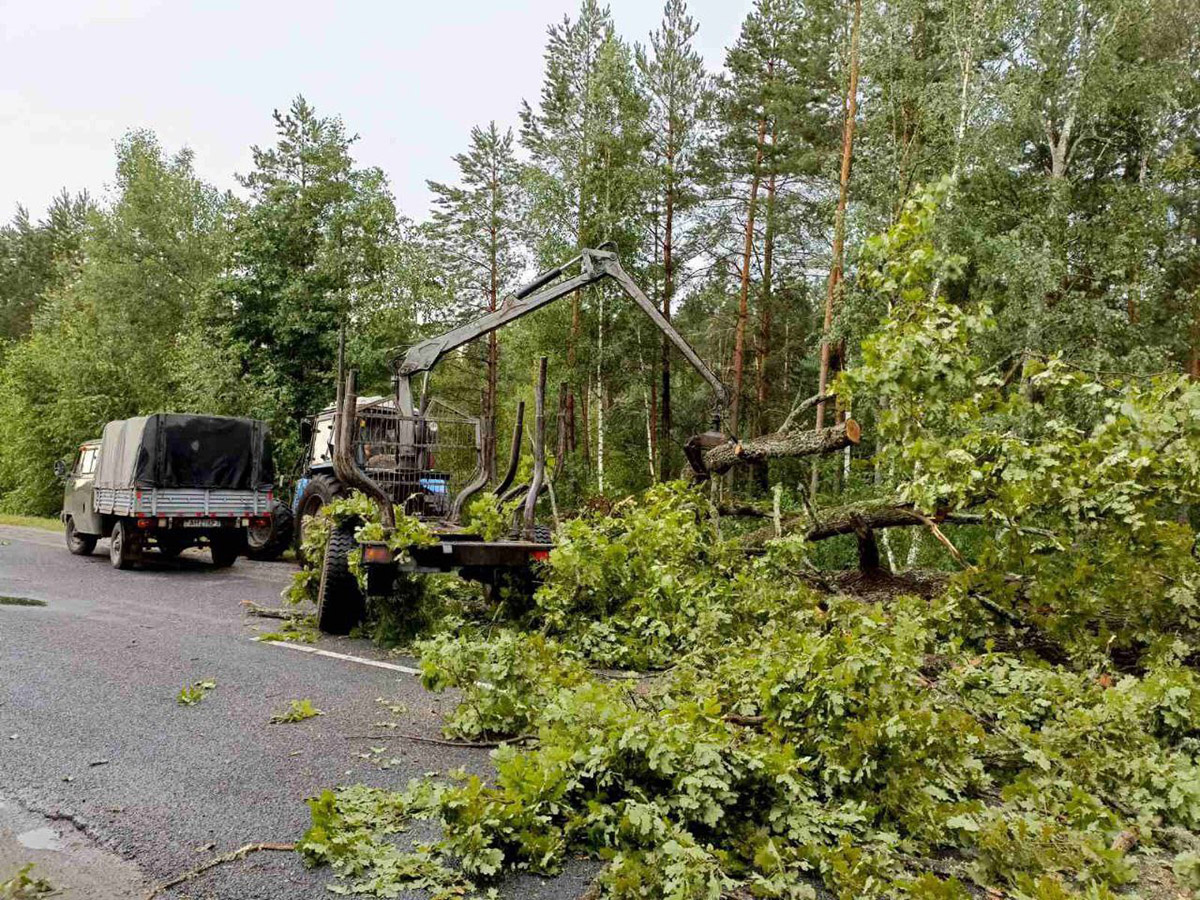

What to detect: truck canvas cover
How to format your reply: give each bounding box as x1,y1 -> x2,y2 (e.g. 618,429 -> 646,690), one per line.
94,414 -> 273,490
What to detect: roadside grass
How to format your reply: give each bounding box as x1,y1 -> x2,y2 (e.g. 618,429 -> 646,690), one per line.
0,514 -> 60,532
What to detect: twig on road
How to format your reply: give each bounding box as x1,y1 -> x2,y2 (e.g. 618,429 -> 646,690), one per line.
343,732 -> 536,749
242,602 -> 301,620
144,841 -> 295,899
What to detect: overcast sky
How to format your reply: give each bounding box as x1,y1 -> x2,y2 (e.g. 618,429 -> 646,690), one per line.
1,0 -> 753,222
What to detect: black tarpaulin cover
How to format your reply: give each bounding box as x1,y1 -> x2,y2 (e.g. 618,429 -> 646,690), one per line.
94,414 -> 274,490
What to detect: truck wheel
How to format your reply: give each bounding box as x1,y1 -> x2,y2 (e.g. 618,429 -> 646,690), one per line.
294,474 -> 345,564
316,519 -> 365,635
210,534 -> 243,568
109,520 -> 140,570
65,517 -> 97,556
247,502 -> 294,561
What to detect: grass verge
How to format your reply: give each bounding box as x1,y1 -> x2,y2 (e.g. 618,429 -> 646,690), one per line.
0,513 -> 60,531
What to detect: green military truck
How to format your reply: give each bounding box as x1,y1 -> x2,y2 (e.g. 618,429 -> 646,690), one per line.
58,414 -> 276,569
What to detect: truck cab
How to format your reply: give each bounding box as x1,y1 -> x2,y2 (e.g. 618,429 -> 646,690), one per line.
61,440 -> 102,552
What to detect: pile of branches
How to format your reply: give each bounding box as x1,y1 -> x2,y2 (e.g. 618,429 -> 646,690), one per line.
297,483 -> 1200,900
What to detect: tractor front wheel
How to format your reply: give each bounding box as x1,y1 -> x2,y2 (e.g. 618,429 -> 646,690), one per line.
294,475 -> 345,564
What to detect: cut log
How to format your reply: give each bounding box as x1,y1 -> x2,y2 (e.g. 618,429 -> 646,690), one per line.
697,419 -> 860,477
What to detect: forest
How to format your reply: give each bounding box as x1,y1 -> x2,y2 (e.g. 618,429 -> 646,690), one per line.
5,0 -> 1200,896
1,0 -> 1195,513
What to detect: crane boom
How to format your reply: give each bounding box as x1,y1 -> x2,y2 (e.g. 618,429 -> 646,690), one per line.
392,248 -> 729,426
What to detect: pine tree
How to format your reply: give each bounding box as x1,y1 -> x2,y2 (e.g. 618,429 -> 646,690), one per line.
521,0 -> 649,482
637,0 -> 706,479
427,122 -> 523,480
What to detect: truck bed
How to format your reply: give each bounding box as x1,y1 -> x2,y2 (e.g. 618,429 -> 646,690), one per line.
94,487 -> 273,518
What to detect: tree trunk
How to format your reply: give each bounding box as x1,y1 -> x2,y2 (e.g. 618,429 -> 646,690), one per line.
485,214 -> 499,482
813,0 -> 863,495
661,126 -> 675,481
732,106 -> 770,437
698,419 -> 860,477
856,526 -> 883,573
646,377 -> 658,481
755,144 -> 778,434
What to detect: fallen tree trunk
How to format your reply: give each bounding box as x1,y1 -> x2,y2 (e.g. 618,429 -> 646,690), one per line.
746,501 -> 1006,547
696,419 -> 860,477
744,500 -> 925,546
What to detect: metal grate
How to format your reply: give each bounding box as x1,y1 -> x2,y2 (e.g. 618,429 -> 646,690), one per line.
350,399 -> 482,520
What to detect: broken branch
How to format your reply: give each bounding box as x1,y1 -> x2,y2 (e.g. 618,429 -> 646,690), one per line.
343,732 -> 535,749
145,842 -> 295,899
242,602 -> 303,620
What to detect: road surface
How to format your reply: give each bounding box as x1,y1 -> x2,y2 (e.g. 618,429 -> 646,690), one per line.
0,524 -> 595,899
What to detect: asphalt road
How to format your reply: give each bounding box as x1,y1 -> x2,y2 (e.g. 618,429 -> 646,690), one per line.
0,524 -> 595,899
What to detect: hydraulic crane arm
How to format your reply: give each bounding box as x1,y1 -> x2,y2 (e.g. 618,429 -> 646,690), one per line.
391,248 -> 729,425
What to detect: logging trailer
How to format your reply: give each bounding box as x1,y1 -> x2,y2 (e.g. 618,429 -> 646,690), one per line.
313,245 -> 731,634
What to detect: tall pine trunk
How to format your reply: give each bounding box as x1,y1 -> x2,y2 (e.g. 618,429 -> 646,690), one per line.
485,184 -> 500,482
813,0 -> 862,494
732,111 -> 769,437
755,139 -> 778,434
660,121 -> 676,480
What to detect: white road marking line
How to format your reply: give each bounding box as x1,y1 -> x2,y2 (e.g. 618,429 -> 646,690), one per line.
258,639 -> 423,676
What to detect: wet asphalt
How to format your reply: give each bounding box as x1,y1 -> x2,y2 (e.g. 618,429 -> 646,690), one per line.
0,524 -> 596,899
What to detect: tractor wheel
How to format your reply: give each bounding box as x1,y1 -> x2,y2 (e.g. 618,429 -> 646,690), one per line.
65,517 -> 97,556
316,519 -> 366,635
294,474 -> 346,564
247,502 -> 294,561
109,520 -> 140,570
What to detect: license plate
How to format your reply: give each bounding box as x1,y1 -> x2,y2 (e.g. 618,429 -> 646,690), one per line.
181,519 -> 222,529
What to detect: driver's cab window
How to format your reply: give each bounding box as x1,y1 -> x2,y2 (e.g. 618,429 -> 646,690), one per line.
310,418 -> 335,465
75,446 -> 98,477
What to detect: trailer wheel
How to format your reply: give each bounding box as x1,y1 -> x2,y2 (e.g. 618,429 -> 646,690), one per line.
247,502 -> 293,561
65,517 -> 97,556
294,474 -> 345,564
316,519 -> 365,635
210,534 -> 242,568
109,520 -> 140,570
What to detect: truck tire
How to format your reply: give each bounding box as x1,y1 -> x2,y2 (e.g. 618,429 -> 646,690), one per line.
316,519 -> 365,635
246,502 -> 294,561
294,474 -> 345,564
65,517 -> 97,556
508,524 -> 553,543
109,520 -> 140,570
210,533 -> 243,568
